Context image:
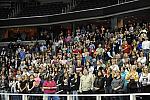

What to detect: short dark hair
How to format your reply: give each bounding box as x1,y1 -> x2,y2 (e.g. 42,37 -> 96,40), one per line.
46,75 -> 53,81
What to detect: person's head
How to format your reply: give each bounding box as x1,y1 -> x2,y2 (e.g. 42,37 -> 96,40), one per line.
98,70 -> 103,77
64,72 -> 69,79
124,40 -> 128,45
131,65 -> 137,72
123,53 -> 128,58
13,76 -> 16,81
121,67 -> 125,73
46,75 -> 53,81
24,74 -> 28,80
140,52 -> 144,57
17,76 -> 22,81
1,75 -> 5,80
116,70 -> 121,77
23,67 -> 28,72
142,66 -> 149,74
34,71 -> 39,78
83,67 -> 89,75
106,67 -> 112,75
21,75 -> 25,80
30,74 -> 34,81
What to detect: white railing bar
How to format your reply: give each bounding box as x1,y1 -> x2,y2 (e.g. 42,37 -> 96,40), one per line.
0,0 -> 139,20
0,93 -> 150,96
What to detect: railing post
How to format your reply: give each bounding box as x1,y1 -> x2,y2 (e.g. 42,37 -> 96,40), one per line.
96,96 -> 98,100
22,94 -> 25,100
67,95 -> 70,100
7,94 -> 9,100
130,94 -> 136,100
96,96 -> 101,100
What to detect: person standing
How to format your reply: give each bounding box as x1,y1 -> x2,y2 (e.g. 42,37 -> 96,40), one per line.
126,65 -> 139,93
93,70 -> 104,94
79,67 -> 94,100
142,37 -> 150,64
0,75 -> 9,100
104,68 -> 113,100
139,66 -> 150,100
111,71 -> 124,100
43,75 -> 60,100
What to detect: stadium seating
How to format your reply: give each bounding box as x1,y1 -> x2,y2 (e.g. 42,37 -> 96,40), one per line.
17,2 -> 67,17
72,0 -> 118,11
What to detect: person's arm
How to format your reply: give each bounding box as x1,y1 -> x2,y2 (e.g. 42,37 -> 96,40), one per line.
147,73 -> 150,85
115,79 -> 124,90
134,72 -> 139,82
139,73 -> 143,83
79,77 -> 82,93
28,82 -> 34,91
111,79 -> 115,90
9,81 -> 13,87
107,52 -> 113,58
125,72 -> 130,81
22,82 -> 28,92
17,82 -> 21,92
90,74 -> 94,90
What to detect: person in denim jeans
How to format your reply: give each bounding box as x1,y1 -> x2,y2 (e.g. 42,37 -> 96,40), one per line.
43,75 -> 60,100
142,37 -> 150,64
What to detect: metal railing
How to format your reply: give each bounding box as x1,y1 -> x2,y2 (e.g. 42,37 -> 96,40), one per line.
0,93 -> 149,100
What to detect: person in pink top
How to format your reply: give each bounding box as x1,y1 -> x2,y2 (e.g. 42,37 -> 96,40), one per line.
43,75 -> 60,100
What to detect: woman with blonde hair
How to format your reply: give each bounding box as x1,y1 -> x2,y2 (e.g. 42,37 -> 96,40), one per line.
139,66 -> 150,92
112,70 -> 124,100
139,66 -> 150,100
126,65 -> 139,93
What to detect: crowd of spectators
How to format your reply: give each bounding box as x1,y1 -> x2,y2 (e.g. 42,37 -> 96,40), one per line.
0,22 -> 150,100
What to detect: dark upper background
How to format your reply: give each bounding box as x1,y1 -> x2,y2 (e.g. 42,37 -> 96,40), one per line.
0,0 -> 134,19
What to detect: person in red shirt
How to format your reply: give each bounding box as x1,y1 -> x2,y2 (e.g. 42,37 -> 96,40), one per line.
122,40 -> 132,55
43,75 -> 60,100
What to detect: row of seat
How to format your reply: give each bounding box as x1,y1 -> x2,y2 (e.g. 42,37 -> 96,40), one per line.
17,2 -> 67,17
72,0 -> 119,11
0,0 -> 135,19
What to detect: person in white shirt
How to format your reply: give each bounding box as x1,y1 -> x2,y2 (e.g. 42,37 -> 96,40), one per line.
142,37 -> 150,60
79,67 -> 94,100
110,58 -> 119,71
142,37 -> 150,50
129,24 -> 134,33
137,52 -> 146,65
139,66 -> 150,100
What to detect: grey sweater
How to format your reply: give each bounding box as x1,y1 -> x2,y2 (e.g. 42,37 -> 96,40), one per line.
111,77 -> 124,91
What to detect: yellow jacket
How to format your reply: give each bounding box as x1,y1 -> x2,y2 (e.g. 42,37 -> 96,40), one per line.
125,71 -> 139,82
